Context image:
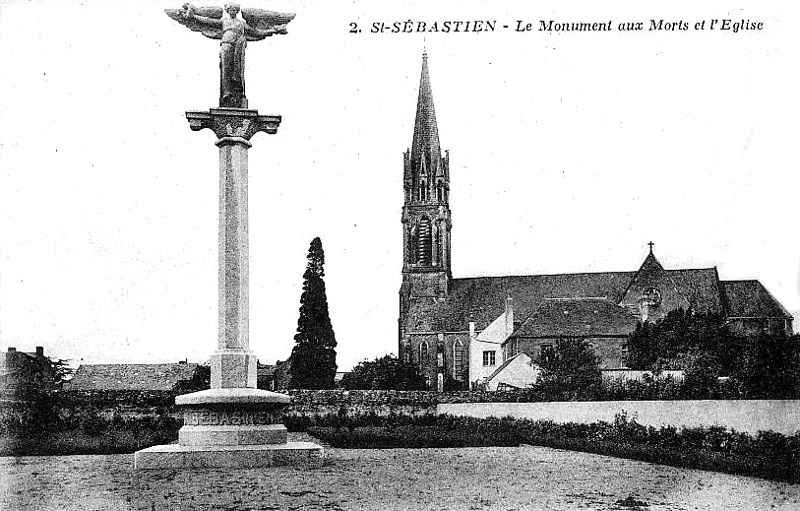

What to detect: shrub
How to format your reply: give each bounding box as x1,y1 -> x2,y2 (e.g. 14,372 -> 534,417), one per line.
303,412 -> 799,483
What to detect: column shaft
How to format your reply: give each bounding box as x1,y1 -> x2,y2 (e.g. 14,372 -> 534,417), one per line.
212,137 -> 256,388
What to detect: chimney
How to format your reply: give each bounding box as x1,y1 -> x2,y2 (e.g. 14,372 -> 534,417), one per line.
469,321 -> 475,340
7,347 -> 16,352
36,346 -> 44,357
505,295 -> 515,338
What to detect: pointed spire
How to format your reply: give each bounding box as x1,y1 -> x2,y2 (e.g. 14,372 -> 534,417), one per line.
410,51 -> 441,169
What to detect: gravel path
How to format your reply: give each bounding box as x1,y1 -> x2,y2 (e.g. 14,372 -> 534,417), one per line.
2,440 -> 798,510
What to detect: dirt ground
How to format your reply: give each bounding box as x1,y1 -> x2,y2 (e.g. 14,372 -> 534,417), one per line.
1,434 -> 798,510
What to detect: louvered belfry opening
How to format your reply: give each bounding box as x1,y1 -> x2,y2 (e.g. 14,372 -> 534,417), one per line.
418,217 -> 432,266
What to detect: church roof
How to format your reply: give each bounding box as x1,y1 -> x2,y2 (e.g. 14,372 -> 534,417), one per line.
65,363 -> 199,391
404,265 -> 759,333
409,52 -> 441,170
721,280 -> 793,319
406,270 -> 631,332
512,298 -> 638,338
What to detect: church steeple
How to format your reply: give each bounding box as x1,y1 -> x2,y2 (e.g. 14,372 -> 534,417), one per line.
404,52 -> 450,207
410,52 -> 441,175
400,52 -> 452,306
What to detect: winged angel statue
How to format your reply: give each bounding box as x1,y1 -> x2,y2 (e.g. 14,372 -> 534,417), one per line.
165,4 -> 295,108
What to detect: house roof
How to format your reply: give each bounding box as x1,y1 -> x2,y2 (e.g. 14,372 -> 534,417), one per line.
485,352 -> 525,383
65,363 -> 199,391
721,280 -> 793,319
512,298 -> 639,338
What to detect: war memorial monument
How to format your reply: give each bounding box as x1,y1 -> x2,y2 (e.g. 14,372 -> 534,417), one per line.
134,3 -> 323,469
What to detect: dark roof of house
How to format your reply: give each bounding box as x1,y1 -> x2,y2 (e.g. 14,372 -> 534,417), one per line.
512,298 -> 639,338
485,353 -> 524,383
65,363 -> 199,391
721,280 -> 793,319
406,266 -> 732,333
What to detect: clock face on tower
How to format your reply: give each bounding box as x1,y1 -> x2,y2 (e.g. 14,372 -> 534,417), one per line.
642,287 -> 662,307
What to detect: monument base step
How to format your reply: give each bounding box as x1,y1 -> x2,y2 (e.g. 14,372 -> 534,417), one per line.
134,441 -> 324,470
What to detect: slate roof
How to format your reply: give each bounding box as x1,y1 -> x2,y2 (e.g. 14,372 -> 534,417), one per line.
406,271 -> 635,332
404,263 -> 790,334
721,280 -> 793,319
65,363 -> 199,391
667,268 -> 724,313
485,353 -> 524,383
512,298 -> 639,338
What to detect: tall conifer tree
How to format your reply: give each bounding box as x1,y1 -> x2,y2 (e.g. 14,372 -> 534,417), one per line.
289,237 -> 337,389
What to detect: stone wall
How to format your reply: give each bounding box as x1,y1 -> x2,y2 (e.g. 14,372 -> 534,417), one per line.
285,390 -> 439,418
438,400 -> 800,435
53,390 -> 181,425
38,391 -> 800,436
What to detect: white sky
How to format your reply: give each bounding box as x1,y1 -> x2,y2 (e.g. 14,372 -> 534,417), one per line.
1,0 -> 798,371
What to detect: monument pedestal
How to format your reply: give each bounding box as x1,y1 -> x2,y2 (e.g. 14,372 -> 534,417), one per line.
134,388 -> 323,469
134,106 -> 323,470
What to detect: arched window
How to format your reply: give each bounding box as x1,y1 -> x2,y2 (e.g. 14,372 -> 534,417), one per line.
436,180 -> 445,202
419,342 -> 429,364
403,344 -> 411,364
417,217 -> 432,266
453,340 -> 465,381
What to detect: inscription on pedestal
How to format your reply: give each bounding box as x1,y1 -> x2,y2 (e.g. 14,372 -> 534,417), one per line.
184,409 -> 281,426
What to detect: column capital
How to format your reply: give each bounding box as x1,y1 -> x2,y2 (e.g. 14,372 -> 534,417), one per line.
186,108 -> 282,141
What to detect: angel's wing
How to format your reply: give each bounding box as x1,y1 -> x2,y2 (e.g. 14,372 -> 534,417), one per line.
165,5 -> 225,40
241,8 -> 296,40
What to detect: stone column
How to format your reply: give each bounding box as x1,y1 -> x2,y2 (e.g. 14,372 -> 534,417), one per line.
184,109 -> 281,389
135,107 -> 324,469
213,135 -> 255,389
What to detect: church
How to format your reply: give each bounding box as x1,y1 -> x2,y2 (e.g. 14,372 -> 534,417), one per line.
397,53 -> 794,390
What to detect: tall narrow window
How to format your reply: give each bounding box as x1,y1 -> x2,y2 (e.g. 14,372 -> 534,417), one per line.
419,342 -> 429,364
417,180 -> 428,202
436,180 -> 444,202
620,343 -> 629,367
417,217 -> 432,266
453,340 -> 465,380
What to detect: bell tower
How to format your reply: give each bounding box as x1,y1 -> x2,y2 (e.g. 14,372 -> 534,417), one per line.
399,52 -> 452,342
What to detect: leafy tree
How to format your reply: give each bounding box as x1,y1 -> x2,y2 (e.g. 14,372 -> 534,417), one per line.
289,237 -> 337,389
627,309 -> 741,375
340,355 -> 427,390
49,358 -> 74,388
731,333 -> 800,399
534,337 -> 601,397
